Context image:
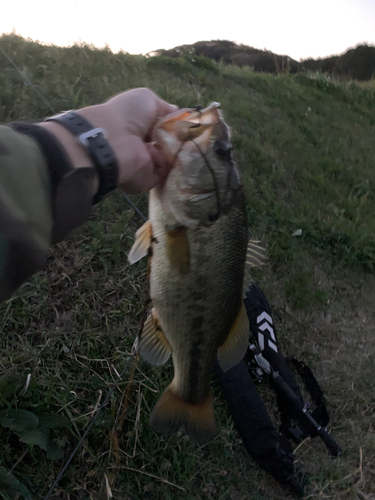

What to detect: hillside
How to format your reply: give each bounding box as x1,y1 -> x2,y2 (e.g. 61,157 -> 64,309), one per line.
0,34 -> 374,499
303,43 -> 375,81
151,40 -> 375,80
150,40 -> 301,74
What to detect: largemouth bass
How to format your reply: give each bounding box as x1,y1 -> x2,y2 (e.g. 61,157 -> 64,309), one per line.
129,103 -> 258,443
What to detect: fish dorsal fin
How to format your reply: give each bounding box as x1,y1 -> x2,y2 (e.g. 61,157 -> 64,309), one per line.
246,239 -> 266,269
166,226 -> 190,275
243,240 -> 266,293
128,220 -> 153,264
217,303 -> 249,372
139,309 -> 172,365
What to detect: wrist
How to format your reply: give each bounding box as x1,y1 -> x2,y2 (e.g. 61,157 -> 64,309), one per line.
42,110 -> 119,204
7,121 -> 95,243
38,121 -> 99,196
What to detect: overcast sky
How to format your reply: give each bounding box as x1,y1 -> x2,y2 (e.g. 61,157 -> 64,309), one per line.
1,0 -> 374,60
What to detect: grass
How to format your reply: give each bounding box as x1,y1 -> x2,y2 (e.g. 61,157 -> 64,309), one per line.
0,33 -> 374,499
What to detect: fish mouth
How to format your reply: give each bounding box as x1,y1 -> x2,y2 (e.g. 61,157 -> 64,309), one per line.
154,102 -> 232,219
153,102 -> 223,160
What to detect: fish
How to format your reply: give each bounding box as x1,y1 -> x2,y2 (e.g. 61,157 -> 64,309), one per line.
128,103 -> 261,443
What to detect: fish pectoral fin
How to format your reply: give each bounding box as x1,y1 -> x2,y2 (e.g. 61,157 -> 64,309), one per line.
139,309 -> 171,365
217,303 -> 249,372
166,226 -> 190,275
149,383 -> 216,444
128,220 -> 153,264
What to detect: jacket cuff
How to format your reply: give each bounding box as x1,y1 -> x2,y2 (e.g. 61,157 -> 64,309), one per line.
8,122 -> 95,243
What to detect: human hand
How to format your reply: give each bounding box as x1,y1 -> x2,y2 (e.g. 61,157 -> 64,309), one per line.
78,88 -> 178,194
40,88 -> 177,195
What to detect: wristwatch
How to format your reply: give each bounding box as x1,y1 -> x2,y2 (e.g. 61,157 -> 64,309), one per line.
46,111 -> 118,204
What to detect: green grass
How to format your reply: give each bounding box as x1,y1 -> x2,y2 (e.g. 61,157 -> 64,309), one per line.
0,34 -> 374,499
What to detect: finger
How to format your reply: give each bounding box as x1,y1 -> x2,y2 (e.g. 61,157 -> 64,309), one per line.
126,88 -> 177,118
120,161 -> 162,195
144,96 -> 178,141
155,97 -> 179,119
118,138 -> 168,194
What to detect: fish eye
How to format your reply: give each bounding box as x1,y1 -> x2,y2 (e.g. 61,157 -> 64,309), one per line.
214,140 -> 232,160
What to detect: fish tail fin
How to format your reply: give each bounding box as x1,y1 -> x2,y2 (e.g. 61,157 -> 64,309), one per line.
149,384 -> 216,444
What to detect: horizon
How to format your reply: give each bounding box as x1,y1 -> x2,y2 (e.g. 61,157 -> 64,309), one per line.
1,0 -> 375,62
1,30 -> 374,63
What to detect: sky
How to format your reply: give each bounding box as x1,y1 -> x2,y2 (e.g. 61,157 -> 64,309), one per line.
1,0 -> 374,61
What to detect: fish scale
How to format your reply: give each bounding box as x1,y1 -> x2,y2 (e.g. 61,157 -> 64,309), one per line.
129,103 -> 252,442
150,189 -> 247,406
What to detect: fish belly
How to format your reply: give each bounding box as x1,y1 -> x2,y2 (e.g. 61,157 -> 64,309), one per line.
147,190 -> 247,441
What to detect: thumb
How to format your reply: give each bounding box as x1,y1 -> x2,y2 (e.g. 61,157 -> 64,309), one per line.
146,143 -> 171,179
155,98 -> 179,119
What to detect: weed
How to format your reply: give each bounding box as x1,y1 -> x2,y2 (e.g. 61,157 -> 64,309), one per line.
0,34 -> 374,499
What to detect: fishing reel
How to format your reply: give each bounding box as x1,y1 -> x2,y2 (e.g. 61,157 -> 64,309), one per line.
245,342 -> 271,383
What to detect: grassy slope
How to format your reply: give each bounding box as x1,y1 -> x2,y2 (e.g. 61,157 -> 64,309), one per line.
0,34 -> 374,499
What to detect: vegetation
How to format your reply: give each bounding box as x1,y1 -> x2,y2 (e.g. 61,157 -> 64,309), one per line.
0,34 -> 374,499
303,44 -> 375,82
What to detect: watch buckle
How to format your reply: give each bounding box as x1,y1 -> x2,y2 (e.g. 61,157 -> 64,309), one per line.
78,127 -> 107,146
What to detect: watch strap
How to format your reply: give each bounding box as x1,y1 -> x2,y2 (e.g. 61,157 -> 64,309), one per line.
46,111 -> 118,204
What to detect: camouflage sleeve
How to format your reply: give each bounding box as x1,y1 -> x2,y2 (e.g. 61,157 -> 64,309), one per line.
0,125 -> 95,302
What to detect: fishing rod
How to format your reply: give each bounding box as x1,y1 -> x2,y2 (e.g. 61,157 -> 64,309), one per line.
0,43 -> 143,222
43,351 -> 137,500
0,44 -> 56,114
248,344 -> 342,457
0,44 -> 150,499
